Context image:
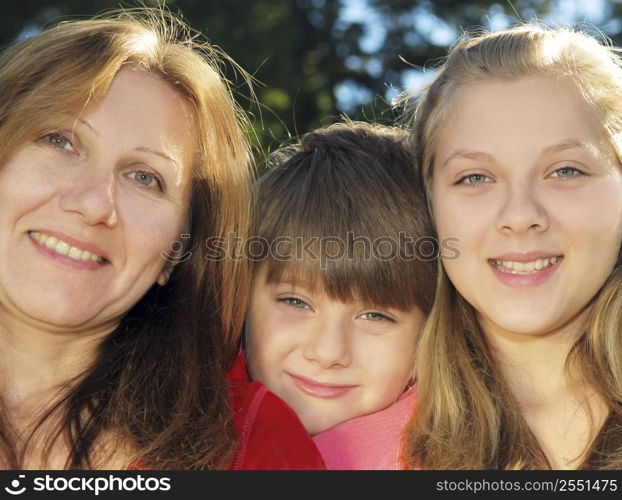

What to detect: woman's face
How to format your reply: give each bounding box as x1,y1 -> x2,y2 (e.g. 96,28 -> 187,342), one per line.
432,76 -> 622,338
0,67 -> 195,331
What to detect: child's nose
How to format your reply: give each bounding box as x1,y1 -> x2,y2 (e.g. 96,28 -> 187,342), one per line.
302,317 -> 352,369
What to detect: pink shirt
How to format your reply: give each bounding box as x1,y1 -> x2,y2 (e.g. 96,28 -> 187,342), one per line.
312,388 -> 416,470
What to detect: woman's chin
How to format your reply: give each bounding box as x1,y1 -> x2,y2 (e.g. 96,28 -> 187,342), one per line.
5,295 -> 109,331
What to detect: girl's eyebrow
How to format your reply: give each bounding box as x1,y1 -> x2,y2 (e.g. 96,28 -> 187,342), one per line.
440,150 -> 495,168
540,138 -> 592,156
441,139 -> 598,168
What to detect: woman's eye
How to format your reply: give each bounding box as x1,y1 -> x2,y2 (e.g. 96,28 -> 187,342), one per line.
127,171 -> 163,190
551,166 -> 584,179
42,133 -> 75,152
457,173 -> 491,185
281,297 -> 309,309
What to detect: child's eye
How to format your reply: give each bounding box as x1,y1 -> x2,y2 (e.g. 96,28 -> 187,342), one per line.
41,132 -> 75,153
280,297 -> 309,309
126,170 -> 164,191
456,173 -> 492,185
550,166 -> 584,179
360,312 -> 391,322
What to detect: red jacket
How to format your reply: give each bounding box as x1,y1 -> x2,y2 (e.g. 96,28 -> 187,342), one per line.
228,352 -> 326,470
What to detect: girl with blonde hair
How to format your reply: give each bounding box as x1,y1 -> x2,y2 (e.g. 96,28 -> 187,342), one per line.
404,25 -> 622,469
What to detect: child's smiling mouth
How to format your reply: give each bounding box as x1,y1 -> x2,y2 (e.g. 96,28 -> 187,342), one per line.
287,372 -> 358,399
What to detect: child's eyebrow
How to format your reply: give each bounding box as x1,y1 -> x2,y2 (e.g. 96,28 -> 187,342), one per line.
274,279 -> 312,288
271,276 -> 317,291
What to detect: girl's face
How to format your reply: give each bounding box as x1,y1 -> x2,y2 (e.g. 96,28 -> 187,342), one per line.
432,76 -> 622,339
0,67 -> 194,332
246,265 -> 423,435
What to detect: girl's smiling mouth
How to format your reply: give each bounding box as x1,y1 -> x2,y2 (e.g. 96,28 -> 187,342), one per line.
487,253 -> 564,286
490,255 -> 563,274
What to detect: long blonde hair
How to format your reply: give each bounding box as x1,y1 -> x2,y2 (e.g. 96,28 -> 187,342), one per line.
404,25 -> 622,469
0,9 -> 253,468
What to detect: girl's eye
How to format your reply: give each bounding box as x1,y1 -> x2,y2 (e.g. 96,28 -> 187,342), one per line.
42,133 -> 75,152
361,312 -> 390,322
127,170 -> 163,191
457,173 -> 492,185
550,166 -> 584,179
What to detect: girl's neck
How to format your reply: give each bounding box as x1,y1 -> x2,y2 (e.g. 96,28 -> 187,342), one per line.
480,308 -> 608,469
480,309 -> 588,405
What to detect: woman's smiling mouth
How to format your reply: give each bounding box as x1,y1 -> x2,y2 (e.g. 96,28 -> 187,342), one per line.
29,231 -> 108,266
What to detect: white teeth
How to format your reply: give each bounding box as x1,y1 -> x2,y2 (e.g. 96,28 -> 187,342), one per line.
492,256 -> 561,275
29,231 -> 105,264
44,236 -> 58,249
81,250 -> 100,263
56,241 -> 69,254
68,246 -> 82,259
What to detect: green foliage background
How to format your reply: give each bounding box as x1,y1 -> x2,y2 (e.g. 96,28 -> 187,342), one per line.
4,0 -> 620,161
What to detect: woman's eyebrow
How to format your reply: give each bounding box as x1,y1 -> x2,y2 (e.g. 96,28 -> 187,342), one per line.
78,118 -> 180,168
78,118 -> 99,137
134,145 -> 178,167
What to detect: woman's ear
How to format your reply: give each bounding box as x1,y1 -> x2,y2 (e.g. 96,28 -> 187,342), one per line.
157,263 -> 175,286
157,231 -> 192,286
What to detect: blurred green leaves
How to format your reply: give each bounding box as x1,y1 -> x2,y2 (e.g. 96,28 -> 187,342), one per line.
4,0 -> 618,161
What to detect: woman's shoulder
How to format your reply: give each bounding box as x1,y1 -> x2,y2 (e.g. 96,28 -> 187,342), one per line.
227,352 -> 326,470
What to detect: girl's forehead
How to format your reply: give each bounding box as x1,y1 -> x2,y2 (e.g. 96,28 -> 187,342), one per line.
433,76 -> 609,165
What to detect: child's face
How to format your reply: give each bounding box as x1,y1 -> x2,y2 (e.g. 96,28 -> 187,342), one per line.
246,265 -> 424,435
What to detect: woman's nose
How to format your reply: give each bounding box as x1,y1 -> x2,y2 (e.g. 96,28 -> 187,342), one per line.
59,166 -> 118,228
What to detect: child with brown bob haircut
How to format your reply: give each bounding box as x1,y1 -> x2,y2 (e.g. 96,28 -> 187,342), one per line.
243,121 -> 437,469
